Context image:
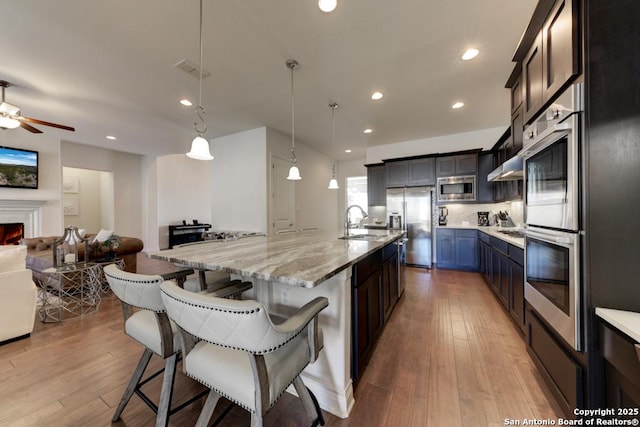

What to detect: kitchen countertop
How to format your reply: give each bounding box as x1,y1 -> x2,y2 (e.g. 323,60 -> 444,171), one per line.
149,229 -> 404,288
435,224 -> 525,249
595,307 -> 640,343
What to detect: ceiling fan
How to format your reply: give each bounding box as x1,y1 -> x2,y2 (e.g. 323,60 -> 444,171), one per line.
0,80 -> 75,133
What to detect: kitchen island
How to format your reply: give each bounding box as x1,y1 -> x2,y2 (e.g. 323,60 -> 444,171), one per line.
149,229 -> 404,418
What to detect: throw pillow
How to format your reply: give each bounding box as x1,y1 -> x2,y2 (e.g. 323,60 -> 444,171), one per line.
93,229 -> 114,243
0,245 -> 26,272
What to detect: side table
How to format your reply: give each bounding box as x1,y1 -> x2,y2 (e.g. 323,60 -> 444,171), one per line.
93,258 -> 126,296
39,263 -> 102,322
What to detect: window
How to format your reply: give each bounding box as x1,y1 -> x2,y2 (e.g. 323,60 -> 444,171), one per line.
346,176 -> 368,223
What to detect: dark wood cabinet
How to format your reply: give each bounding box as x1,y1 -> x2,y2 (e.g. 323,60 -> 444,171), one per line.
436,228 -> 478,271
542,0 -> 579,101
408,157 -> 436,186
436,154 -> 477,177
386,161 -> 409,187
366,165 -> 387,206
435,229 -> 456,269
522,0 -> 579,125
511,106 -> 524,155
510,257 -> 525,331
600,322 -> 640,414
510,66 -> 523,114
477,153 -> 494,203
352,242 -> 400,384
382,250 -> 399,323
523,32 -> 544,124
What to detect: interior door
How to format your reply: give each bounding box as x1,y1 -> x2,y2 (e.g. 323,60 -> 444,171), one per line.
270,155 -> 296,234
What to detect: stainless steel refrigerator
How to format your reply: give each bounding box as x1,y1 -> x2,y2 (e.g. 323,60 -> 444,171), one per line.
386,187 -> 433,269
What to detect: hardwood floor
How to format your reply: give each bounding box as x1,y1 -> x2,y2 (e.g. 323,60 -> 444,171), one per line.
0,255 -> 562,426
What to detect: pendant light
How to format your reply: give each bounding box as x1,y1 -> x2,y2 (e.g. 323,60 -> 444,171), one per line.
186,0 -> 213,161
318,0 -> 337,13
328,102 -> 339,189
286,59 -> 301,180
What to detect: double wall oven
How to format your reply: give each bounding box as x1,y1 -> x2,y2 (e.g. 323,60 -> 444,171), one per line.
521,82 -> 584,351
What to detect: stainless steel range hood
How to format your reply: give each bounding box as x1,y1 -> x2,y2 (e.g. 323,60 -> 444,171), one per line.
487,155 -> 524,182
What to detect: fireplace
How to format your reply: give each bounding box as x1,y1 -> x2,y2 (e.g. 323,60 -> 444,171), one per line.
0,223 -> 24,245
0,199 -> 45,238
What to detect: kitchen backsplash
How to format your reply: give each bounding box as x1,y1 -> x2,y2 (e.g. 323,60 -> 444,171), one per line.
440,201 -> 524,227
366,201 -> 524,228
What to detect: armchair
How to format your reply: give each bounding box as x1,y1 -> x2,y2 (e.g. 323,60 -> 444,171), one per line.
0,245 -> 37,344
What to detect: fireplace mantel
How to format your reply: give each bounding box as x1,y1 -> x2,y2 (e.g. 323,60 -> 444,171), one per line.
0,199 -> 48,238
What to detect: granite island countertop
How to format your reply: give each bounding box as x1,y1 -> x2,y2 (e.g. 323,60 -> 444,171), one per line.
149,229 -> 404,288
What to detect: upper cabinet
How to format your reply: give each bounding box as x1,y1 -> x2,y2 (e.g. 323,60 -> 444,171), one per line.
521,0 -> 580,124
386,161 -> 409,187
408,158 -> 436,186
366,164 -> 387,206
436,154 -> 477,177
384,158 -> 436,188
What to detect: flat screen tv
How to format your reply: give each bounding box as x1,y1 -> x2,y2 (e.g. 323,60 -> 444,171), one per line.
0,146 -> 38,189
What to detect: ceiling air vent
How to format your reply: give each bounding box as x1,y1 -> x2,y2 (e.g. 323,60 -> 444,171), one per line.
174,59 -> 210,79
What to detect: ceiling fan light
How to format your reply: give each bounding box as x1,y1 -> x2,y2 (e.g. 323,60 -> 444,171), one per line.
318,0 -> 337,12
0,115 -> 20,129
287,165 -> 302,180
186,136 -> 213,160
328,178 -> 339,189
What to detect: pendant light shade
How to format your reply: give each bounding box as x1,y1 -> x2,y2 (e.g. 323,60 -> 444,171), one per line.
327,102 -> 339,190
318,0 -> 337,13
286,59 -> 301,180
186,0 -> 213,161
186,135 -> 214,160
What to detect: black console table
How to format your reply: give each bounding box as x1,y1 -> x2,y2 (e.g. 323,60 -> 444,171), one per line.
168,224 -> 211,248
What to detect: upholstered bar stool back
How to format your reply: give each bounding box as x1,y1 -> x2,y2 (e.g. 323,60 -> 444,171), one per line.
160,281 -> 328,427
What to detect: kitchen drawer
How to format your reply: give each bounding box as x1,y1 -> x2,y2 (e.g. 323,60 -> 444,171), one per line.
490,236 -> 509,254
383,242 -> 397,261
478,231 -> 490,244
455,229 -> 477,239
354,249 -> 382,287
508,244 -> 524,265
436,228 -> 455,238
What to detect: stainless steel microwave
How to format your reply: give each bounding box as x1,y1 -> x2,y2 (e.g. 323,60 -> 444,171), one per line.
436,175 -> 476,202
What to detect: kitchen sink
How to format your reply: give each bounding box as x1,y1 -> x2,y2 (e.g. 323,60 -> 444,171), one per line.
498,230 -> 525,238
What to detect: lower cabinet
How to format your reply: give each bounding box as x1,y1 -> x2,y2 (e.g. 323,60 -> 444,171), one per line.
600,322 -> 640,414
436,228 -> 478,271
352,242 -> 400,385
478,232 -> 525,332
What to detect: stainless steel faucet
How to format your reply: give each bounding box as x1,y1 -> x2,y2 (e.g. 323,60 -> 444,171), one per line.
344,204 -> 368,237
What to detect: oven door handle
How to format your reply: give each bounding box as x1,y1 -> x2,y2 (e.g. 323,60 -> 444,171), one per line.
524,228 -> 575,244
520,121 -> 573,158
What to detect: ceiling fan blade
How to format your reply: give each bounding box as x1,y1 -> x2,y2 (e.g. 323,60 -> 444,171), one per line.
19,121 -> 43,133
22,116 -> 75,132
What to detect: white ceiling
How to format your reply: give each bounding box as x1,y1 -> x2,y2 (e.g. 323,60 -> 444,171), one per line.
0,0 -> 536,161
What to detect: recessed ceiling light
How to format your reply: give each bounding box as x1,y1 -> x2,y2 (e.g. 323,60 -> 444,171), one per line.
345,149 -> 352,153
318,0 -> 337,12
462,48 -> 479,61
106,135 -> 117,140
371,91 -> 383,100
363,128 -> 373,134
452,102 -> 465,109
180,99 -> 193,107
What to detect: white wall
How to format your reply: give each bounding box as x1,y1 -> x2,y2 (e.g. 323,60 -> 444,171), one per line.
267,128 -> 339,233
154,153 -> 212,249
61,141 -> 143,239
0,131 -> 62,235
211,128 -> 268,233
62,167 -> 111,232
336,159 -> 367,230
366,126 -> 505,164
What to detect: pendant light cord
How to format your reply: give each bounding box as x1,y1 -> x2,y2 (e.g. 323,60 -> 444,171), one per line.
194,0 -> 207,136
290,64 -> 296,164
331,104 -> 336,176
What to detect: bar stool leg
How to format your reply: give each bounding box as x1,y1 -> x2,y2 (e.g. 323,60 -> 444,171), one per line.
113,348 -> 153,422
155,353 -> 178,427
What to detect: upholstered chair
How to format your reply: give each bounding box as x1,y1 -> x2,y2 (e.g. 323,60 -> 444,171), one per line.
0,245 -> 37,343
160,281 -> 328,427
104,264 -> 252,427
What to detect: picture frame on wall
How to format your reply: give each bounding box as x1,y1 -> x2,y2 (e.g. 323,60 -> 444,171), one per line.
62,176 -> 79,193
63,196 -> 79,216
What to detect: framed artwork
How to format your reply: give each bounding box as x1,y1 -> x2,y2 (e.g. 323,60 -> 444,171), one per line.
62,176 -> 79,193
63,196 -> 79,216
